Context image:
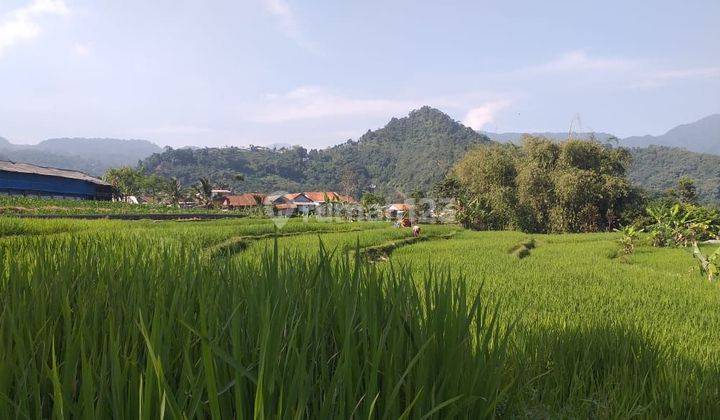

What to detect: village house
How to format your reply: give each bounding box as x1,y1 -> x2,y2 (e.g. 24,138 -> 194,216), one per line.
219,190 -> 359,216
386,203 -> 413,219
221,193 -> 264,210
284,193 -> 315,214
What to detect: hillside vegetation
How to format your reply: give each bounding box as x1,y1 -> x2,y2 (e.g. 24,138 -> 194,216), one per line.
141,107 -> 490,198
629,146 -> 720,202
140,108 -> 719,203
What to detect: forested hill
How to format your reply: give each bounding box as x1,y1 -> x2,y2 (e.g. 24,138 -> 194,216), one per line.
142,107 -> 490,198
0,137 -> 162,176
141,107 -> 719,202
628,146 -> 720,202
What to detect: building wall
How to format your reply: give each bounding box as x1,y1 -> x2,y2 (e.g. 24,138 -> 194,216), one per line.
0,171 -> 111,200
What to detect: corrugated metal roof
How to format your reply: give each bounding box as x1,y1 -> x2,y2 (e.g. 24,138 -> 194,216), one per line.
0,160 -> 111,186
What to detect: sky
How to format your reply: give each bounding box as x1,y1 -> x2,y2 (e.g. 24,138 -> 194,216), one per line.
0,0 -> 718,148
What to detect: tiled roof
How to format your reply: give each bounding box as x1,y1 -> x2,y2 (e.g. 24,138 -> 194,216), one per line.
223,194 -> 261,207
388,203 -> 413,212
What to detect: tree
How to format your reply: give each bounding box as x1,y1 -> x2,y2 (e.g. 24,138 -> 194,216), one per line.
677,177 -> 699,204
432,176 -> 464,201
452,139 -> 637,233
103,166 -> 146,196
194,177 -> 214,208
166,177 -> 185,207
360,192 -> 385,207
409,190 -> 431,219
103,166 -> 169,198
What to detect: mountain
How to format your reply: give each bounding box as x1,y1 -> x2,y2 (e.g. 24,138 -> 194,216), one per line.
622,114 -> 720,155
628,146 -> 720,202
142,107 -> 490,199
483,131 -> 615,143
0,137 -> 162,176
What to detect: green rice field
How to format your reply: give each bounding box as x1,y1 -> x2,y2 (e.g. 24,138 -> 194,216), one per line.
0,216 -> 718,418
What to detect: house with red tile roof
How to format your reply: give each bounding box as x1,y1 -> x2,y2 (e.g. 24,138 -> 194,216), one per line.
221,193 -> 264,209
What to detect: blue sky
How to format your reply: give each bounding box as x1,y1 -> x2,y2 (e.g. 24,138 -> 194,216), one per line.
0,0 -> 718,147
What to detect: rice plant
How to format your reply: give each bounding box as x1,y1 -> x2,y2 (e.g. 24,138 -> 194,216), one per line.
0,231 -> 510,418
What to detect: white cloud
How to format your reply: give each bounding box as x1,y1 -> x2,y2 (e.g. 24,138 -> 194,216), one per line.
261,0 -> 320,54
463,100 -> 512,130
73,42 -> 89,56
0,0 -> 69,57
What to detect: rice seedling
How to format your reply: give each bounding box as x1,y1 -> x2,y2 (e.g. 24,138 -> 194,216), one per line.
1,217 -> 718,417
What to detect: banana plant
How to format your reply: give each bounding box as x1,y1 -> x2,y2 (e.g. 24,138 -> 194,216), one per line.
646,204 -> 719,247
615,226 -> 642,255
692,243 -> 720,282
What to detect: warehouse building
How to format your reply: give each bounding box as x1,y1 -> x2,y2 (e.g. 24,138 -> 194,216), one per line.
0,160 -> 114,200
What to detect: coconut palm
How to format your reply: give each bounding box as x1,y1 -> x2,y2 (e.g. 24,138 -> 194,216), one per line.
166,177 -> 184,207
194,177 -> 214,208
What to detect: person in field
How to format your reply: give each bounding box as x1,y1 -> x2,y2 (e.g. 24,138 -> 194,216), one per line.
412,225 -> 421,237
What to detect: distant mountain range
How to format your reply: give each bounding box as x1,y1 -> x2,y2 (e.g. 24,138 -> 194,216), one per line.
483,113 -> 720,156
622,114 -> 720,155
0,137 -> 162,176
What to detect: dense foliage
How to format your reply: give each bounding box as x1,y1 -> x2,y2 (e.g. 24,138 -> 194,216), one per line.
640,202 -> 720,247
450,137 -> 642,233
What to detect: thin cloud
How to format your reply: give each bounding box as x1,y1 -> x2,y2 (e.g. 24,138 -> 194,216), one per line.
249,86 -> 425,123
0,0 -> 69,57
248,86 -> 515,132
513,50 -> 718,89
510,50 -> 637,78
261,0 -> 320,54
631,66 -> 720,89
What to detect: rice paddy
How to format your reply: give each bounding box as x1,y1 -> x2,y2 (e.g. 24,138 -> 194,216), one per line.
0,216 -> 718,418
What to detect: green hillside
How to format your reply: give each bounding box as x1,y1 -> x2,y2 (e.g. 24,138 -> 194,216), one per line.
142,107 -> 490,198
629,146 -> 720,202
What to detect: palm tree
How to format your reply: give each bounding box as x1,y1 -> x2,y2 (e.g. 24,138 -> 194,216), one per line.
166,177 -> 184,207
194,177 -> 214,208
